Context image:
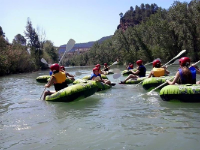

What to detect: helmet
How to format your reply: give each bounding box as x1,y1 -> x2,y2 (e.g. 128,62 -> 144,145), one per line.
93,67 -> 99,71
136,60 -> 143,65
129,64 -> 133,68
95,64 -> 101,68
153,59 -> 161,67
179,57 -> 190,66
104,63 -> 107,66
50,63 -> 60,71
60,66 -> 65,71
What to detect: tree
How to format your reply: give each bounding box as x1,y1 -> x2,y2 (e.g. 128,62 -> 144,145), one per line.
13,34 -> 26,45
0,26 -> 5,37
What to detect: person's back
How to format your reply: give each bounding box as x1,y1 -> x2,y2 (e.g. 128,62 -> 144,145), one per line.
148,59 -> 169,78
167,57 -> 196,85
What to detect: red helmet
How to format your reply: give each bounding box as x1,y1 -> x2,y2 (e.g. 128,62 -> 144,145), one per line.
179,57 -> 190,66
95,64 -> 101,68
50,63 -> 60,71
129,64 -> 133,68
93,67 -> 99,71
136,60 -> 143,65
104,63 -> 107,66
60,66 -> 65,71
153,59 -> 161,67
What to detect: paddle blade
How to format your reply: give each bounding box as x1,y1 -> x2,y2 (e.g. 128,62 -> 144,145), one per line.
58,39 -> 75,65
113,73 -> 121,79
66,39 -> 75,52
175,50 -> 186,59
41,58 -> 48,64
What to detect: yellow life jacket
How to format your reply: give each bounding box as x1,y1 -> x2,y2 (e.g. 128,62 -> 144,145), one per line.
152,68 -> 165,77
52,71 -> 66,83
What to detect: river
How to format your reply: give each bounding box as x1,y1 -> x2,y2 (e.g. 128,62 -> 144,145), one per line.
1,65 -> 200,150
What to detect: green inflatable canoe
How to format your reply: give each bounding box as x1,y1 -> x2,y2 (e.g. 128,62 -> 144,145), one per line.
142,76 -> 173,91
73,79 -> 111,91
82,74 -> 108,80
36,75 -> 73,84
122,69 -> 136,76
122,77 -> 147,84
103,70 -> 114,75
36,75 -> 50,83
45,81 -> 98,102
160,84 -> 200,102
122,70 -> 150,76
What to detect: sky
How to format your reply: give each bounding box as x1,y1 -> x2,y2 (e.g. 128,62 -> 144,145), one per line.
1,0 -> 191,47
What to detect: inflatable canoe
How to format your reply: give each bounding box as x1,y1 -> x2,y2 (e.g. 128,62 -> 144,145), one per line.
121,77 -> 147,84
160,84 -> 200,102
36,75 -> 73,84
82,74 -> 108,80
103,70 -> 114,75
122,70 -> 150,76
36,75 -> 50,83
45,81 -> 98,102
122,69 -> 136,76
142,76 -> 173,91
73,79 -> 111,91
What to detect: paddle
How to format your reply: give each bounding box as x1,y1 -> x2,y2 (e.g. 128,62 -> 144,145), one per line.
147,59 -> 200,95
162,50 -> 186,67
40,39 -> 75,100
108,61 -> 118,68
144,58 -> 161,66
41,58 -> 51,67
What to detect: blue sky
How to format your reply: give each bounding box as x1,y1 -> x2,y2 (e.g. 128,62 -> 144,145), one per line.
1,0 -> 190,47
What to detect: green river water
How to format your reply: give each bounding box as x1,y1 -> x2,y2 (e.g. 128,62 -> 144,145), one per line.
1,65 -> 200,150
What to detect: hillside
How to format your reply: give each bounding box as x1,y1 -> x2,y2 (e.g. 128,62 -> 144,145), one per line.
58,35 -> 112,54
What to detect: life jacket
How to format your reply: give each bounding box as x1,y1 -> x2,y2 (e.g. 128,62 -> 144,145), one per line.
152,68 -> 165,77
138,65 -> 146,77
52,71 -> 67,91
178,66 -> 196,84
90,73 -> 101,80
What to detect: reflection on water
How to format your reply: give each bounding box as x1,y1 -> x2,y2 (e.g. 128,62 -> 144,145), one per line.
1,65 -> 200,150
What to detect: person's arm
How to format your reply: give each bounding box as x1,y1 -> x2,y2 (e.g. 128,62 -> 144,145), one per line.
166,71 -> 180,85
131,70 -> 140,75
45,76 -> 56,87
66,72 -> 74,77
148,71 -> 153,78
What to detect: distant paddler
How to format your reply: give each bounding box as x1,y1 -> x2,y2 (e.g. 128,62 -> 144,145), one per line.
120,60 -> 146,84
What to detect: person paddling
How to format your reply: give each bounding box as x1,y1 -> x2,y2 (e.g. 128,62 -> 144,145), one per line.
148,59 -> 170,78
127,63 -> 134,71
60,66 -> 75,81
95,64 -> 104,74
91,67 -> 114,86
120,60 -> 146,84
43,63 -> 68,100
103,63 -> 110,71
166,57 -> 200,85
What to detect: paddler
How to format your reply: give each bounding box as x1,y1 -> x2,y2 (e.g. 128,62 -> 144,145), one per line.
166,57 -> 200,85
43,63 -> 68,100
91,67 -> 114,86
120,60 -> 146,84
127,63 -> 134,71
60,66 -> 75,81
148,59 -> 170,78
